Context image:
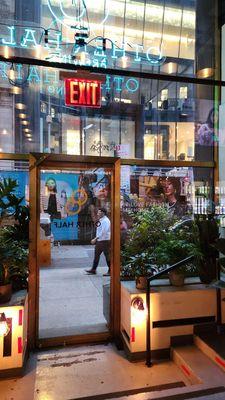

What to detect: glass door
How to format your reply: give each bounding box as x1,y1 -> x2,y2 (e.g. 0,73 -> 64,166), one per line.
29,155 -> 120,348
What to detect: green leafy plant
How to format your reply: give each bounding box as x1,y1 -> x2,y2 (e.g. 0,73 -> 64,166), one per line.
0,232 -> 28,287
153,226 -> 202,275
121,251 -> 160,278
3,205 -> 29,244
121,205 -> 178,279
121,205 -> 177,270
0,178 -> 29,291
0,178 -> 24,220
121,205 -> 202,280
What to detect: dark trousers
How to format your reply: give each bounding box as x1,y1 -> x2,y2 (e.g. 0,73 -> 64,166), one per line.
92,240 -> 110,271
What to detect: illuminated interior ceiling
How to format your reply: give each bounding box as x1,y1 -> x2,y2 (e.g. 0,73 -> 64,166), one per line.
42,0 -> 196,59
43,0 -> 195,28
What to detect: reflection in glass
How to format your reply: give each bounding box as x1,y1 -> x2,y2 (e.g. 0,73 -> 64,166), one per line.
39,168 -> 112,339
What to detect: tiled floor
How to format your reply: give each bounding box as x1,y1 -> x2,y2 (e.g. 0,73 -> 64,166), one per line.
0,343 -> 190,400
39,245 -> 110,338
3,246 -> 225,400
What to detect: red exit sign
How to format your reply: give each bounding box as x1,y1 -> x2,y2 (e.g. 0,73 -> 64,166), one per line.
65,78 -> 101,108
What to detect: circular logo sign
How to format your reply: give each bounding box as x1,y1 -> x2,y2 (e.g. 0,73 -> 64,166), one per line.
47,0 -> 109,33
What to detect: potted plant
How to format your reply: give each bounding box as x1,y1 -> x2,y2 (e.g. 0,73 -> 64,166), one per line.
121,205 -> 203,288
121,251 -> 159,289
121,205 -> 177,288
0,178 -> 29,303
153,224 -> 202,286
0,240 -> 13,302
0,235 -> 28,302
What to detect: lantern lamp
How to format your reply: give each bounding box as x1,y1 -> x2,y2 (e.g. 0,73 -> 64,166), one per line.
131,296 -> 145,311
0,313 -> 10,337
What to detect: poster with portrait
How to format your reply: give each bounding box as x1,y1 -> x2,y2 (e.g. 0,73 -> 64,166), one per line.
41,173 -> 81,241
138,175 -> 189,217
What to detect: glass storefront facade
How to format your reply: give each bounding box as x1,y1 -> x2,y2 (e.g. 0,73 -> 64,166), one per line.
0,0 -> 221,163
0,0 -> 223,217
0,0 -> 223,216
1,0 -> 225,346
0,64 -> 218,162
0,0 -> 219,77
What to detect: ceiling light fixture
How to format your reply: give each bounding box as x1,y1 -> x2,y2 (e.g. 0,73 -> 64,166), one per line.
197,68 -> 214,79
10,87 -> 22,95
83,124 -> 93,130
15,103 -> 26,110
18,113 -> 27,119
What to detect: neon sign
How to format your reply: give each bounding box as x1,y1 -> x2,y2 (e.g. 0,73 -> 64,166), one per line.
0,63 -> 140,96
0,25 -> 166,69
47,0 -> 110,34
65,78 -> 101,108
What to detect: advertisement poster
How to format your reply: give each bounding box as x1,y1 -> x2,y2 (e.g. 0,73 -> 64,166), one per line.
41,173 -> 80,241
138,175 -> 189,217
40,171 -> 111,242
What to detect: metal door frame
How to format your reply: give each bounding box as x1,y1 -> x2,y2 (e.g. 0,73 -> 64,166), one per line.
28,153 -> 121,349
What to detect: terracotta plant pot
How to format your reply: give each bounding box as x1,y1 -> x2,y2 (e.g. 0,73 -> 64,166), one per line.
136,276 -> 147,290
168,271 -> 185,287
0,282 -> 12,303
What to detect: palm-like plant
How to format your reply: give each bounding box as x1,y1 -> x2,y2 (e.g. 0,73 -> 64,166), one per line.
0,178 -> 29,293
0,178 -> 24,221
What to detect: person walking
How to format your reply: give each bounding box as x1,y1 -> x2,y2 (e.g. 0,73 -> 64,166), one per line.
85,208 -> 111,276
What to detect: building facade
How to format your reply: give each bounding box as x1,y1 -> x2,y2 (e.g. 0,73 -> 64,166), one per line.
0,0 -> 224,346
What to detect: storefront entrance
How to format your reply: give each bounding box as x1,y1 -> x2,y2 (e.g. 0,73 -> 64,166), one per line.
28,154 -> 121,348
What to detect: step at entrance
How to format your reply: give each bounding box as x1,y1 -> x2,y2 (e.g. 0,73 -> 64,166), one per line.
148,386 -> 225,400
194,333 -> 225,373
69,386 -> 225,400
68,382 -> 185,400
70,385 -> 225,400
171,345 -> 225,386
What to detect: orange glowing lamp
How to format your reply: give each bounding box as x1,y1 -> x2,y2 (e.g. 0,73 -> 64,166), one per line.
0,313 -> 10,337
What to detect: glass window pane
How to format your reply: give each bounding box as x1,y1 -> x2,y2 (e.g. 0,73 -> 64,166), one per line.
0,1 -> 219,78
84,118 -> 100,156
0,63 -> 217,162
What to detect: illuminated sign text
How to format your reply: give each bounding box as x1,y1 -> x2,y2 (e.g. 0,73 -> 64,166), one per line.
0,25 -> 166,69
0,63 -> 140,96
65,79 -> 101,108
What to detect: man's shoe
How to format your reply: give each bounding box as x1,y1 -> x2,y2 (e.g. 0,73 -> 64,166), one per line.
103,271 -> 110,276
85,269 -> 96,275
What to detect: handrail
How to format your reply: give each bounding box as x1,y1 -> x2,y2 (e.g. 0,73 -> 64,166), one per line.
146,255 -> 195,367
148,255 -> 195,282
